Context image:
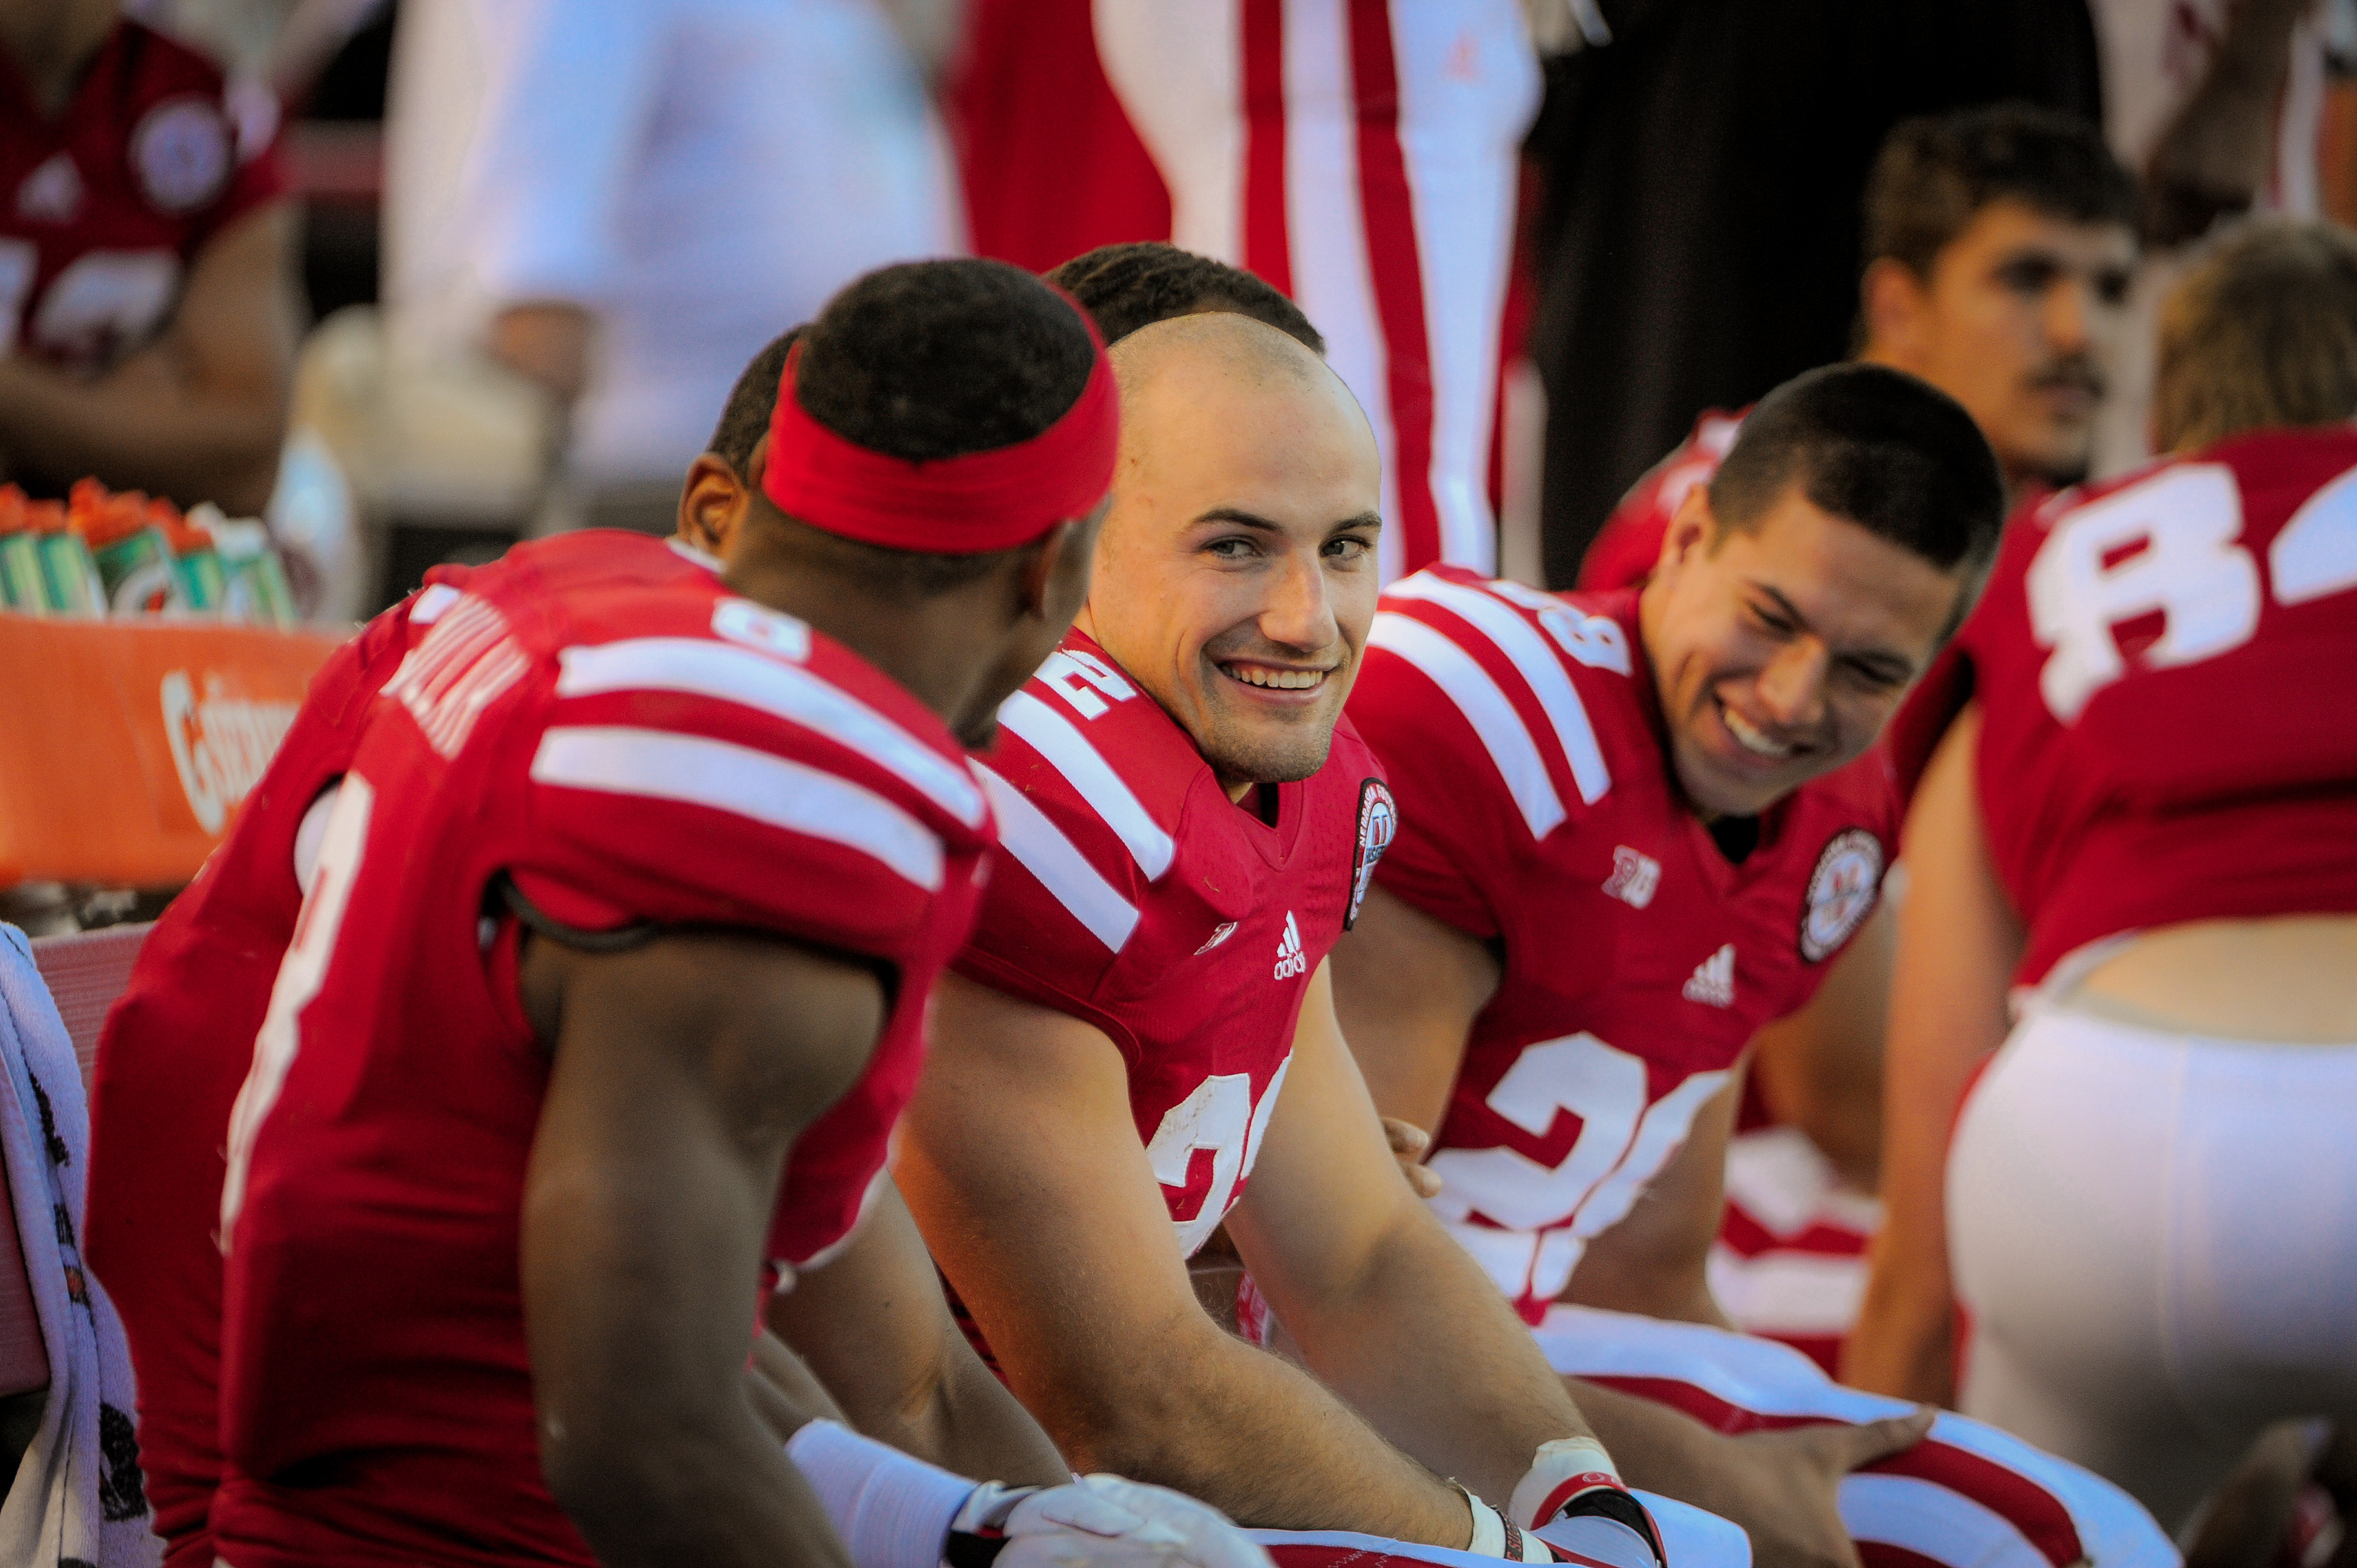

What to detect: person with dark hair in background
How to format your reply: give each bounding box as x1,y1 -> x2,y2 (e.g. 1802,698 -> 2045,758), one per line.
1580,104 -> 2141,594
1529,3 -> 2108,588
1047,243 -> 1325,355
0,0 -> 300,515
1333,363 -> 2176,1568
1850,217 -> 2357,1542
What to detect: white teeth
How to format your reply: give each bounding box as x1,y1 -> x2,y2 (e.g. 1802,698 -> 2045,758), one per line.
1226,665 -> 1324,691
1721,704 -> 1794,759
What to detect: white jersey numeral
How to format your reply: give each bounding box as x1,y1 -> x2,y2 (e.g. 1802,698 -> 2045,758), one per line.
1144,1055 -> 1292,1256
1038,648 -> 1139,719
220,775 -> 376,1247
2027,460 -> 2357,722
0,240 -> 36,357
2028,465 -> 2260,722
1429,1030 -> 1729,1237
27,248 -> 179,365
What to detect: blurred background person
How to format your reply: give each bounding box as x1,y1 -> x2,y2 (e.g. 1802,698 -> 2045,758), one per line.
951,0 -> 1544,581
0,0 -> 301,517
1525,0 -> 2105,585
378,0 -> 959,543
1848,218 -> 2357,1539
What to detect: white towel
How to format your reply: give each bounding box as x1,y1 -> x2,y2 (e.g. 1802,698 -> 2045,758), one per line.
0,924 -> 158,1567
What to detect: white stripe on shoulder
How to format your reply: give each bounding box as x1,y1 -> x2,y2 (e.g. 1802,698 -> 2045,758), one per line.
555,638 -> 985,829
532,725 -> 945,892
996,689 -> 1176,880
409,583 -> 461,625
1368,611 -> 1565,839
1385,576 -> 1611,804
974,764 -> 1141,954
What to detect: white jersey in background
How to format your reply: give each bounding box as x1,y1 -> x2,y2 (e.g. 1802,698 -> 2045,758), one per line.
1093,0 -> 1541,581
382,0 -> 960,489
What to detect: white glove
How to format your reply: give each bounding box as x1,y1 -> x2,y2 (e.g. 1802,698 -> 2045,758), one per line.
951,1475 -> 1273,1568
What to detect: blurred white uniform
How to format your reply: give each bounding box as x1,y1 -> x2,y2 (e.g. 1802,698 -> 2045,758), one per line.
1092,0 -> 1539,581
382,0 -> 960,493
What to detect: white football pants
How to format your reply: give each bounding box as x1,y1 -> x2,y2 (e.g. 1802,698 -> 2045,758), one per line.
1950,996 -> 2357,1534
1533,1304 -> 2176,1568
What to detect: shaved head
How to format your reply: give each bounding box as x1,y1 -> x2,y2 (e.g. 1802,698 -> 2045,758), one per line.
1082,312 -> 1383,796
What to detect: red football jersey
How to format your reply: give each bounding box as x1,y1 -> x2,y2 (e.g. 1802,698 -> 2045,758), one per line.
207,532 -> 993,1568
1347,568 -> 1899,1319
1577,409 -> 1748,593
1960,426 -> 2357,984
0,20 -> 288,372
954,630 -> 1390,1256
86,579 -> 441,1568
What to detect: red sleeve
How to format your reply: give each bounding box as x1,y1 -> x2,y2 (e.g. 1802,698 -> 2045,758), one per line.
1345,644 -> 1514,942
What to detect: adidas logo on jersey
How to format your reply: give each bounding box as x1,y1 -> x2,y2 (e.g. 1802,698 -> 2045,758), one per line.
1682,943 -> 1736,1008
1272,911 -> 1307,979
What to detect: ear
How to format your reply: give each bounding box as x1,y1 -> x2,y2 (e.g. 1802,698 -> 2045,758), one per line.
1657,481 -> 1715,583
1019,505 -> 1104,628
678,448 -> 755,558
1861,257 -> 1931,370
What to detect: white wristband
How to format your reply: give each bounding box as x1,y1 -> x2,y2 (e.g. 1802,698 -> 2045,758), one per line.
1510,1436 -> 1621,1529
785,1419 -> 980,1568
1456,1485 -> 1552,1562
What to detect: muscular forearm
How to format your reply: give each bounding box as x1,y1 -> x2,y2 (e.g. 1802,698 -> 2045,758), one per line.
1046,1326 -> 1471,1544
1556,1381 -> 1718,1505
1281,1211 -> 1600,1505
876,1329 -> 1070,1489
0,356 -> 284,515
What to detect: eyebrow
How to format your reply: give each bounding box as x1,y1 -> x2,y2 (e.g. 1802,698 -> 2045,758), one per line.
1749,581 -> 1918,681
1192,507 -> 1384,536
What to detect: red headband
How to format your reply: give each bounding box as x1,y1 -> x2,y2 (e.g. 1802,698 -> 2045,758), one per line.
761,327 -> 1118,554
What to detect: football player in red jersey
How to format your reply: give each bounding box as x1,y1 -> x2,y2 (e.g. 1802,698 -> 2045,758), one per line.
896,311 -> 1742,1568
97,260 -> 1268,1568
1334,363 -> 2176,1568
1846,221 -> 2357,1534
0,0 -> 299,514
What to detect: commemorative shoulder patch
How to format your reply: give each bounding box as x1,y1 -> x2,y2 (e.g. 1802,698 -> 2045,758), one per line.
1799,827 -> 1883,962
1347,777 -> 1397,930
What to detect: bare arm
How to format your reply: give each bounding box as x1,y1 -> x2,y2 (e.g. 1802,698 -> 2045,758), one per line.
1842,706 -> 2022,1405
1228,961 -> 1603,1506
1330,883 -> 1499,1135
1747,902 -> 1895,1192
517,928 -> 884,1568
766,1178 -> 1070,1487
0,204 -> 299,515
896,968 -> 1476,1545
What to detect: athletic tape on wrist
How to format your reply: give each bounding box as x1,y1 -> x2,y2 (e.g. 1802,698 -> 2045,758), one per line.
1456,1485 -> 1550,1562
784,1419 -> 982,1568
1510,1438 -> 1620,1529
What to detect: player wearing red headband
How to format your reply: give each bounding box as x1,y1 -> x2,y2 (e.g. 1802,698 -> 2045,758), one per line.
180,260 -> 1264,1568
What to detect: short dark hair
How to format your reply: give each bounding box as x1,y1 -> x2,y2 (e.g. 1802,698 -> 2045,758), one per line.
706,327 -> 802,471
1708,363 -> 2005,584
735,259 -> 1101,597
1864,104 -> 2137,279
1046,242 -> 1325,353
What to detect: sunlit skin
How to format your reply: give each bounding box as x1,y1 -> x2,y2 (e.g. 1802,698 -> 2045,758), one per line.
1863,199 -> 2138,493
1080,318 -> 1383,803
1639,481 -> 1967,820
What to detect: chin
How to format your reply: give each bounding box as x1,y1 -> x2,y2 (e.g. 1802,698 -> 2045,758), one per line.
1201,722 -> 1338,787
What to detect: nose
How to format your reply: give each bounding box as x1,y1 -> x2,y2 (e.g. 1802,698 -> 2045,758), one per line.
1260,548 -> 1338,654
1755,636 -> 1829,733
2045,276 -> 2092,357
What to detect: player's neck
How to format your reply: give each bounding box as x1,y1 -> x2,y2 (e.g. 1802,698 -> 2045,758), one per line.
0,0 -> 113,116
722,553 -> 1004,735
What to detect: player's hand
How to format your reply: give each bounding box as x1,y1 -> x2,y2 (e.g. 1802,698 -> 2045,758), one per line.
972,1475 -> 1275,1568
1381,1116 -> 1443,1199
1683,1410 -> 1933,1568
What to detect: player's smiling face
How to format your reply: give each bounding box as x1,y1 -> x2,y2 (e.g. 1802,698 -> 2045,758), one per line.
1080,326 -> 1382,800
1640,479 -> 1962,819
